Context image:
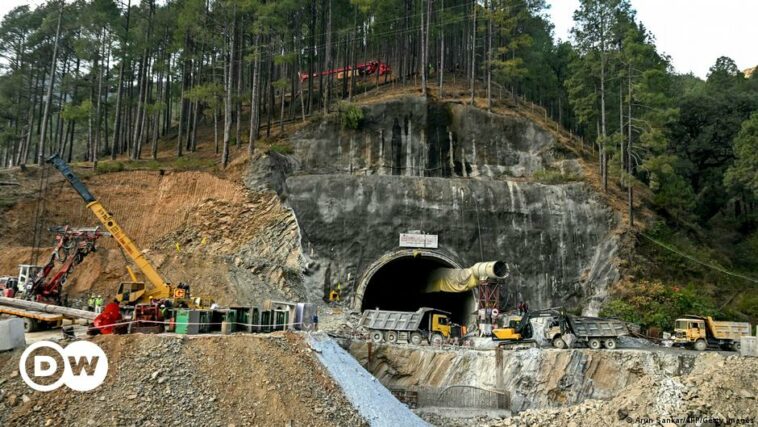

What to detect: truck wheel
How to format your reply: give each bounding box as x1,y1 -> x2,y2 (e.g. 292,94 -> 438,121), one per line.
588,338 -> 601,350
385,331 -> 398,344
552,337 -> 567,349
731,341 -> 741,352
603,338 -> 617,350
694,339 -> 707,351
370,331 -> 384,343
23,318 -> 38,333
430,333 -> 443,346
410,332 -> 424,346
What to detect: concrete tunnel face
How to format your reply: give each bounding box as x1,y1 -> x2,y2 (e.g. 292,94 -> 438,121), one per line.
358,253 -> 476,324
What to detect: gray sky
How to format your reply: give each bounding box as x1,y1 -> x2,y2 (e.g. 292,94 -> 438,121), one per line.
1,1 -> 755,79
547,0 -> 758,78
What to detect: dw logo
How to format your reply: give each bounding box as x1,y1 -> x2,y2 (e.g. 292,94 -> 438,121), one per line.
18,340 -> 109,392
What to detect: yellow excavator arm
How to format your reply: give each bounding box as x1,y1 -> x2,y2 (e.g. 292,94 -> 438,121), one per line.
47,154 -> 174,301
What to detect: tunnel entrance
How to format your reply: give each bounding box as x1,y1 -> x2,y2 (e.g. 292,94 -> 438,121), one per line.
358,252 -> 475,324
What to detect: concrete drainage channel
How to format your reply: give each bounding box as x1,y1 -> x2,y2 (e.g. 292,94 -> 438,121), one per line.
308,333 -> 428,426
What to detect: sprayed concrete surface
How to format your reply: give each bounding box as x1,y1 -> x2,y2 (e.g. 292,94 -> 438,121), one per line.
348,341 -> 706,412
309,333 -> 428,427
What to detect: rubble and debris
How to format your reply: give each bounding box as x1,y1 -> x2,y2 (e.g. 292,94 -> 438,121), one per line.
485,353 -> 758,427
0,333 -> 367,427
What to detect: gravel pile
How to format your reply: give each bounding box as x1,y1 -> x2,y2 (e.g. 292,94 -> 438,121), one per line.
0,333 -> 366,427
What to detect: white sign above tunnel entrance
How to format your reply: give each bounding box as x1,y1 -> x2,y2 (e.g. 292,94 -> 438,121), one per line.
399,233 -> 438,248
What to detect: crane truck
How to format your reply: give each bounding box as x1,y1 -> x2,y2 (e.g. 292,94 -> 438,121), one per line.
46,154 -> 194,332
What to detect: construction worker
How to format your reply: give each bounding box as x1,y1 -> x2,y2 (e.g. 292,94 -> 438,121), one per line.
312,312 -> 319,331
87,294 -> 95,311
95,295 -> 104,314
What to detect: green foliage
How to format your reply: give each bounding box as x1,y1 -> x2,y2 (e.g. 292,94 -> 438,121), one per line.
600,280 -> 719,330
724,112 -> 758,199
532,168 -> 583,184
641,154 -> 696,214
268,143 -> 293,155
60,100 -> 92,122
95,161 -> 125,174
339,102 -> 364,130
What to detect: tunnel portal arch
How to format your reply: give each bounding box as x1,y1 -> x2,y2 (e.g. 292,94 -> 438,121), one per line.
354,249 -> 476,324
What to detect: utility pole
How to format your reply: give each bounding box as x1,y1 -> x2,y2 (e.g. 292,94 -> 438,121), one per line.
38,1 -> 64,165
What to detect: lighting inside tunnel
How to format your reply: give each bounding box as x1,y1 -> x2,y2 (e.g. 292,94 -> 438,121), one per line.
360,256 -> 475,324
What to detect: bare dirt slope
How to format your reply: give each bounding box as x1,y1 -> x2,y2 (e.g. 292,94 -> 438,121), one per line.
0,164 -> 300,304
0,333 -> 366,427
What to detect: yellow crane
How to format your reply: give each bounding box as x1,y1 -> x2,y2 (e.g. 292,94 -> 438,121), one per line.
47,154 -> 188,305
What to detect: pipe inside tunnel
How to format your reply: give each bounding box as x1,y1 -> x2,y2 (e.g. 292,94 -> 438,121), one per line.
359,255 -> 476,324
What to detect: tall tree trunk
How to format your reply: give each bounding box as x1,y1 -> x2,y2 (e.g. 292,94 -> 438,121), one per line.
600,56 -> 607,192
322,0 -> 332,114
627,67 -> 633,226
112,0 -> 132,160
222,4 -> 236,169
469,2 -> 476,105
37,2 -> 63,165
439,0 -> 444,98
235,20 -> 243,149
248,34 -> 261,155
486,0 -> 492,112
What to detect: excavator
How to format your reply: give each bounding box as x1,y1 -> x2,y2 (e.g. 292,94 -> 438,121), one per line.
491,308 -> 565,348
46,154 -> 194,333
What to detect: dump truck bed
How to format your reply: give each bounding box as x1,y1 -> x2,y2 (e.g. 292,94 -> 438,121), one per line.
360,308 -> 438,331
707,318 -> 751,340
566,316 -> 628,338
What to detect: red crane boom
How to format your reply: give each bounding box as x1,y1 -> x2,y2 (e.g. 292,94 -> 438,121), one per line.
299,60 -> 391,82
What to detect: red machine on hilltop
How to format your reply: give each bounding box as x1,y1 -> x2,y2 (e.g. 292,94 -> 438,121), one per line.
29,226 -> 109,304
299,60 -> 391,82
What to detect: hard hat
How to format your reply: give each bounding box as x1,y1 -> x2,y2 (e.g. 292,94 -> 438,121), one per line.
160,304 -> 166,308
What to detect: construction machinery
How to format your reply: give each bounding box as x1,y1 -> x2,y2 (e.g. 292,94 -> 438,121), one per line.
298,60 -> 391,82
558,315 -> 629,350
46,154 -> 194,333
672,315 -> 751,351
27,226 -> 109,303
492,308 -> 629,350
47,154 -> 187,305
492,308 -> 563,348
359,307 -> 455,345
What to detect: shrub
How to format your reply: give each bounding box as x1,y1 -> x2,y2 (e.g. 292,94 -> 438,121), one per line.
96,161 -> 125,174
268,143 -> 293,155
600,280 -> 719,330
339,102 -> 364,130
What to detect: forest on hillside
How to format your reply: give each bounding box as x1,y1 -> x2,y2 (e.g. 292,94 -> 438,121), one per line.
0,0 -> 756,325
